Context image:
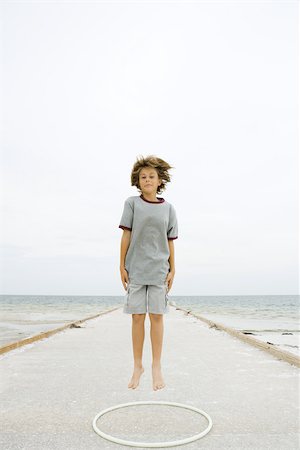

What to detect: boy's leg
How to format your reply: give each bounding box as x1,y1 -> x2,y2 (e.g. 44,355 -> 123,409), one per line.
124,283 -> 147,388
131,313 -> 146,366
147,283 -> 169,390
149,313 -> 164,363
149,312 -> 166,391
128,312 -> 146,389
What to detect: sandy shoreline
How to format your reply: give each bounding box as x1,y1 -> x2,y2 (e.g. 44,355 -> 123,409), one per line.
174,306 -> 300,368
0,306 -> 120,356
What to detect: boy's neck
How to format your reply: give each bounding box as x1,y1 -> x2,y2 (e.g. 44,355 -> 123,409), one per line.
140,193 -> 162,203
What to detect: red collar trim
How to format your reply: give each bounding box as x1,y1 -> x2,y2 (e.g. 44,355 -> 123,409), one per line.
140,194 -> 165,204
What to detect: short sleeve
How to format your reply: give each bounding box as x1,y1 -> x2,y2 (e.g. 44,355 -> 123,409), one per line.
119,198 -> 133,231
167,204 -> 178,240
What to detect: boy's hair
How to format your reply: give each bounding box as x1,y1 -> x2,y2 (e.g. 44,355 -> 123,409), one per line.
131,155 -> 174,194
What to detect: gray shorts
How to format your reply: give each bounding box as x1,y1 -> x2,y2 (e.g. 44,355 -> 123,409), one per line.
123,282 -> 170,315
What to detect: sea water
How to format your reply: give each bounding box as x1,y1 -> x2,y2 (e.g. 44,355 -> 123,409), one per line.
0,295 -> 299,356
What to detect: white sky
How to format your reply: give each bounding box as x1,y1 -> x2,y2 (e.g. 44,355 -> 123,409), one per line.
0,0 -> 298,296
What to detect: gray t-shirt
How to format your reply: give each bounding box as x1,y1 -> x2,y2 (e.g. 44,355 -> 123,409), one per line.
119,194 -> 178,285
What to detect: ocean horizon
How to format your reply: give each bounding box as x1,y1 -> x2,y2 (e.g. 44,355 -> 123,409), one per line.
0,294 -> 299,357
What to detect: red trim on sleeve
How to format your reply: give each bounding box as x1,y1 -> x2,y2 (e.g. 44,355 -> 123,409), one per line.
168,236 -> 178,240
119,225 -> 132,231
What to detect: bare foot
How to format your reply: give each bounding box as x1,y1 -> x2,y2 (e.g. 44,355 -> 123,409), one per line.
152,364 -> 165,391
128,366 -> 144,389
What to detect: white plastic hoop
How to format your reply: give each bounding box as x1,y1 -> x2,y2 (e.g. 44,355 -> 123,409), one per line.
92,400 -> 213,448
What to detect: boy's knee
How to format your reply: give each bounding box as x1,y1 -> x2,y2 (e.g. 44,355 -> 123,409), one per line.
149,313 -> 163,321
132,313 -> 146,322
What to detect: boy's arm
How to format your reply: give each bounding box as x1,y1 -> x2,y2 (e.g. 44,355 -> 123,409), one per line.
168,239 -> 175,273
120,229 -> 131,269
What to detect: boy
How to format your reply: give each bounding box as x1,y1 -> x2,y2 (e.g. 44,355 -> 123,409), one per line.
119,155 -> 178,391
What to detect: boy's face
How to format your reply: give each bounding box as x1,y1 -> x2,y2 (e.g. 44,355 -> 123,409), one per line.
139,167 -> 162,195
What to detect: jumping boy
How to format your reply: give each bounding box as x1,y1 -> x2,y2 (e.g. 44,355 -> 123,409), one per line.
119,155 -> 178,391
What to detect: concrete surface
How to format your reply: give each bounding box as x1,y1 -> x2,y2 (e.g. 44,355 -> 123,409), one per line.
0,306 -> 299,449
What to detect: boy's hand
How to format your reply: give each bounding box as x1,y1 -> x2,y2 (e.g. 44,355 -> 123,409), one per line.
165,270 -> 175,292
120,267 -> 129,291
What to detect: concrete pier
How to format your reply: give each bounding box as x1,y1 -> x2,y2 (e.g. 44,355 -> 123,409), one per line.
0,306 -> 299,449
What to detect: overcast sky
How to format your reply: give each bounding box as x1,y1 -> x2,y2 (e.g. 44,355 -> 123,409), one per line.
0,0 -> 298,296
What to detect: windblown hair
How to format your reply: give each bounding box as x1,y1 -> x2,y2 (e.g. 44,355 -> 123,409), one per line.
131,155 -> 174,194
